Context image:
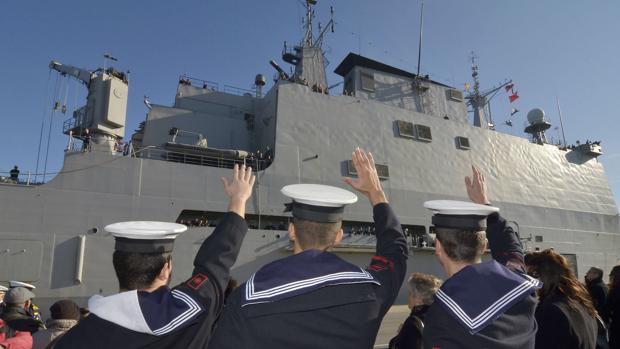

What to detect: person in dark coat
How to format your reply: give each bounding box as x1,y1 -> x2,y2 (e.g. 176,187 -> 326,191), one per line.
209,148 -> 408,349
607,265 -> 620,349
9,166 -> 19,182
0,287 -> 44,334
585,267 -> 609,323
389,273 -> 441,349
56,164 -> 255,349
423,166 -> 541,349
525,249 -> 598,349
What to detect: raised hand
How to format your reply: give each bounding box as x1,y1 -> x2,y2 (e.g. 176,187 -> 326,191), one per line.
344,148 -> 387,206
465,165 -> 490,205
221,164 -> 256,217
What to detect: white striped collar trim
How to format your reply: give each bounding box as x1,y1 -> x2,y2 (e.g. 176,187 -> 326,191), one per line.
151,290 -> 202,336
88,291 -> 151,334
436,274 -> 540,333
243,268 -> 378,306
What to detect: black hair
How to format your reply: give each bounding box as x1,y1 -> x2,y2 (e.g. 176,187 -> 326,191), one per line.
112,251 -> 171,290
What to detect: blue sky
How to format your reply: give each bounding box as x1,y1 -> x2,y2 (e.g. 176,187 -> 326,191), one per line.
1,0 -> 619,205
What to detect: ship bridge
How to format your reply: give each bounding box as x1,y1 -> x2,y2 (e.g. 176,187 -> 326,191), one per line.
334,53 -> 469,124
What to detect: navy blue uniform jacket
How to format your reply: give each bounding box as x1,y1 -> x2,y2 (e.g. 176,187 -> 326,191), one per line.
56,212 -> 247,349
208,203 -> 408,349
423,212 -> 541,349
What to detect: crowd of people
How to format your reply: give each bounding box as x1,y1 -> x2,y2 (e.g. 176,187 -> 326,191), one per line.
0,148 -> 619,349
0,283 -> 83,349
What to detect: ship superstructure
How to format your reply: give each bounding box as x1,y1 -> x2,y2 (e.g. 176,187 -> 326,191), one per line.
0,1 -> 618,313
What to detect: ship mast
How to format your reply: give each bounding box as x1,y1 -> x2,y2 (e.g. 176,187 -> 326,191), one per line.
302,0 -> 315,47
278,0 -> 334,92
466,52 -> 512,129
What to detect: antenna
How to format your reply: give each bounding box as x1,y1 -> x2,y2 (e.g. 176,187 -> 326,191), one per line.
302,0 -> 315,47
556,97 -> 568,148
416,1 -> 425,77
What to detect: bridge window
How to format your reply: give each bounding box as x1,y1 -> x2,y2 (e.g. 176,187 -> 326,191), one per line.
447,89 -> 464,102
360,72 -> 375,92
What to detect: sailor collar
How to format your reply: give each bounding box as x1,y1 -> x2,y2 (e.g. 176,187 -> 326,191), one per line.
88,286 -> 203,336
242,249 -> 379,307
434,260 -> 541,334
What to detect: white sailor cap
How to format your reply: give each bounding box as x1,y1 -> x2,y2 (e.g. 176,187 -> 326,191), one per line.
281,184 -> 358,223
105,221 -> 187,253
9,281 -> 36,290
0,285 -> 7,292
424,200 -> 499,230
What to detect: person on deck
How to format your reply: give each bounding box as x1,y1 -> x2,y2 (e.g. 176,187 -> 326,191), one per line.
9,166 -> 19,182
423,166 -> 541,349
56,164 -> 255,349
209,148 -> 408,349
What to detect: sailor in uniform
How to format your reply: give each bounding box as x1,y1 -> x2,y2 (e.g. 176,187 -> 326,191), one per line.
209,148 -> 408,349
423,166 -> 541,349
56,164 -> 256,349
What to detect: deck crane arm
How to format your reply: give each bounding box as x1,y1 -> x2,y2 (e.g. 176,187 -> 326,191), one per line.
49,61 -> 93,84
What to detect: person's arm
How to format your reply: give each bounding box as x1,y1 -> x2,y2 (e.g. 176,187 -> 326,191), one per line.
345,148 -> 408,312
485,212 -> 525,272
465,166 -> 525,272
175,164 -> 255,307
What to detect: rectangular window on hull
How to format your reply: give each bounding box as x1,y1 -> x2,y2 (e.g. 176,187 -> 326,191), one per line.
347,160 -> 389,179
397,120 -> 415,138
456,136 -> 470,149
415,124 -> 432,142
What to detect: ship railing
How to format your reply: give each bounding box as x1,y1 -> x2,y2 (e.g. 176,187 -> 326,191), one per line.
178,75 -> 257,97
64,138 -> 131,156
0,171 -> 43,186
179,74 -> 219,91
222,84 -> 256,96
62,107 -> 91,134
139,146 -> 270,170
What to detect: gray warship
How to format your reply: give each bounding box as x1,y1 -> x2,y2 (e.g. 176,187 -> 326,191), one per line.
1,1 -> 618,317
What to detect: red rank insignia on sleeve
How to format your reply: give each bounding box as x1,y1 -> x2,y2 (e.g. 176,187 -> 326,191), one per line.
187,273 -> 209,290
369,255 -> 394,272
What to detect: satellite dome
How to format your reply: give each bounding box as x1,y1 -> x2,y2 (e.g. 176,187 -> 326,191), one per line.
527,108 -> 545,124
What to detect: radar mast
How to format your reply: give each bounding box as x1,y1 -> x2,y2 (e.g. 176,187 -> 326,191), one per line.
466,52 -> 513,129
280,0 -> 334,92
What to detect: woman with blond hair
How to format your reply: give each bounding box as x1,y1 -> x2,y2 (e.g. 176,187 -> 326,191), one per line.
389,272 -> 441,349
525,249 -> 598,349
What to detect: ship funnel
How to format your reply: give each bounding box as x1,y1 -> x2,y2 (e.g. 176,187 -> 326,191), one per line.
524,108 -> 552,144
